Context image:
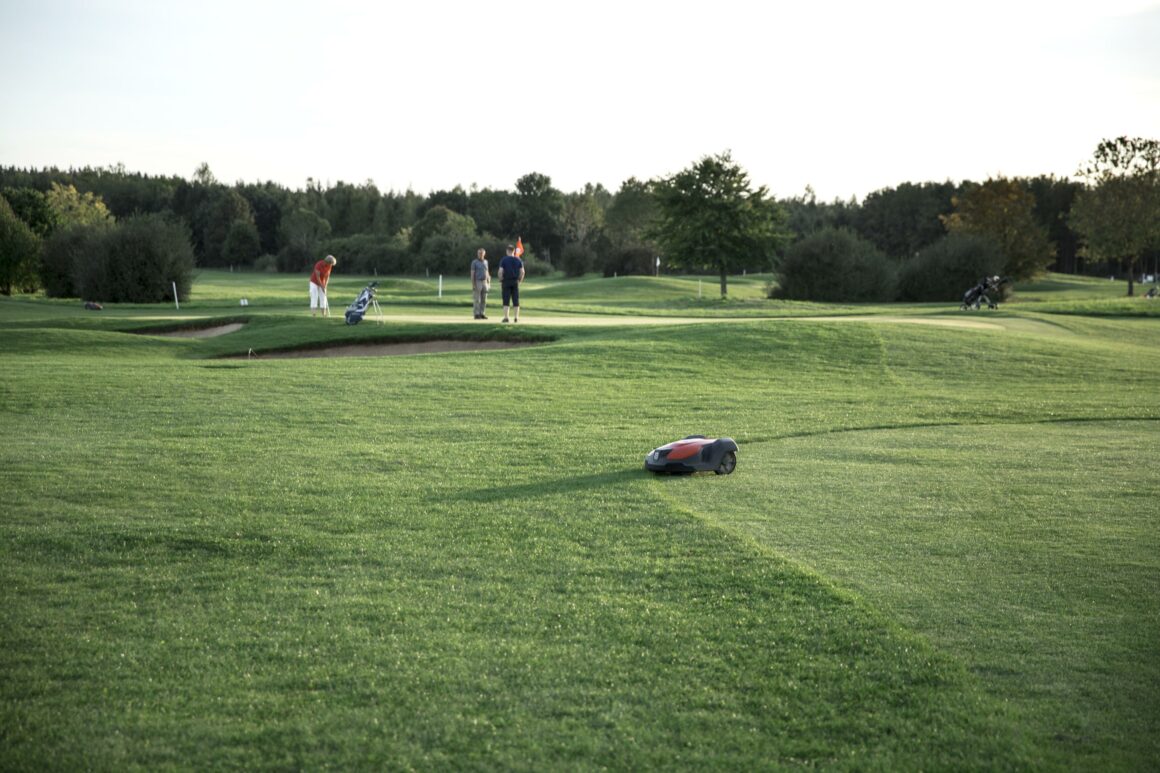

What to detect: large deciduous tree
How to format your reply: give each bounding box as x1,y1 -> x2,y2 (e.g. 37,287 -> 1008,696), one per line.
196,189 -> 256,267
374,189 -> 423,237
603,177 -> 659,251
2,187 -> 56,237
514,172 -> 564,262
0,194 -> 42,294
1070,136 -> 1160,296
326,180 -> 381,237
561,183 -> 609,247
44,182 -> 114,229
409,205 -> 477,255
278,208 -> 332,272
855,181 -> 956,259
422,186 -> 469,218
1026,175 -> 1082,274
222,220 -> 262,266
940,177 -> 1053,280
467,188 -> 518,239
781,186 -> 858,242
649,152 -> 787,297
238,182 -> 287,256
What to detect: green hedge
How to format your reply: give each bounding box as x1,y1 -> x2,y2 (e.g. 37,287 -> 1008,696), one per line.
774,227 -> 896,302
897,233 -> 1006,302
41,215 -> 194,302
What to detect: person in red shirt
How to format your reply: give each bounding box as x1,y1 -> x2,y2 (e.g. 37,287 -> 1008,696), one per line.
309,255 -> 336,317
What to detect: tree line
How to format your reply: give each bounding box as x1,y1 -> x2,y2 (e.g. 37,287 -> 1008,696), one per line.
1,138 -> 1157,300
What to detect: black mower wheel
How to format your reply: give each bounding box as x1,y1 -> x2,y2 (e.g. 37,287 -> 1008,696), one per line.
714,451 -> 737,475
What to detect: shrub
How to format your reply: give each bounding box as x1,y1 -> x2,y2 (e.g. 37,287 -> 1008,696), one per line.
321,233 -> 411,275
897,232 -> 1006,302
410,206 -> 477,256
602,245 -> 656,277
417,233 -> 475,276
41,224 -> 106,298
520,255 -> 554,277
254,254 -> 279,273
75,214 -> 195,303
476,239 -> 510,272
277,242 -> 314,274
774,227 -> 896,302
222,220 -> 261,267
559,242 -> 597,277
471,238 -> 553,278
409,235 -> 558,279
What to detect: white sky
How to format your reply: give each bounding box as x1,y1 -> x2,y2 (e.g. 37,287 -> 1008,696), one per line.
1,0 -> 1157,201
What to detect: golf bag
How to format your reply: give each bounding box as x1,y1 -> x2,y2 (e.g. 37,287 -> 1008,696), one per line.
345,282 -> 378,325
961,276 -> 1003,310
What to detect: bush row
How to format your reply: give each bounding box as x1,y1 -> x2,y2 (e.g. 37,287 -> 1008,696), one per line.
557,243 -> 659,278
41,214 -> 194,302
772,228 -> 1007,303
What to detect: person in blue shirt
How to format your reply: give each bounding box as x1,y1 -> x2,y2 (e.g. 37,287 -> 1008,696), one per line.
497,244 -> 525,323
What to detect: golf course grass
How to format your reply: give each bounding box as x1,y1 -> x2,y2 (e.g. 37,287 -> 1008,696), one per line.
1,271 -> 1157,770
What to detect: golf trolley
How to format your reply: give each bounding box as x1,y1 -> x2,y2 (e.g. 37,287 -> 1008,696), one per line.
961,275 -> 1008,310
345,281 -> 383,325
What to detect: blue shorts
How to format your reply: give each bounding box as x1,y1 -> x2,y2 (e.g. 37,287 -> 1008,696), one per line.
502,281 -> 520,306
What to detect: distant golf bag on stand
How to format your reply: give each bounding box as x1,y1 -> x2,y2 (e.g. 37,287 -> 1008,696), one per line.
345,281 -> 382,325
961,275 -> 1008,310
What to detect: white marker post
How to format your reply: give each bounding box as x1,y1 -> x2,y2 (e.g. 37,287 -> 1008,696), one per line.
173,281 -> 179,310
438,274 -> 443,298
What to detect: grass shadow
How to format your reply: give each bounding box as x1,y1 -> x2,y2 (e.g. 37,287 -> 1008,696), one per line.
459,468 -> 647,503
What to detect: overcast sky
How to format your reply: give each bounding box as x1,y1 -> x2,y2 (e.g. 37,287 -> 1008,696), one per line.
2,0 -> 1157,201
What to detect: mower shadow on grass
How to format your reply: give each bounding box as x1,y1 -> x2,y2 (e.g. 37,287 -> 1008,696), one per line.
459,468 -> 645,503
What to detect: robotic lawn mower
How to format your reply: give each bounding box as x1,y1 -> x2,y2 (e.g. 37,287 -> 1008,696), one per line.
645,435 -> 738,475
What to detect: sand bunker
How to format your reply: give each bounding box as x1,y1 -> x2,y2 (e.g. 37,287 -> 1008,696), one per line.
151,323 -> 246,338
243,340 -> 538,359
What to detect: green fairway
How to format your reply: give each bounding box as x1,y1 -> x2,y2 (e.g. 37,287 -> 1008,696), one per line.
1,272 -> 1157,770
